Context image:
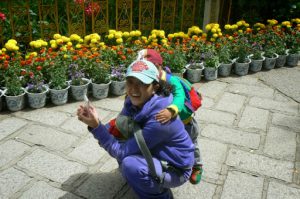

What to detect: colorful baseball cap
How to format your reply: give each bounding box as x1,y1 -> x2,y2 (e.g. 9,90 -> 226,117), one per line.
137,49 -> 163,66
126,60 -> 159,84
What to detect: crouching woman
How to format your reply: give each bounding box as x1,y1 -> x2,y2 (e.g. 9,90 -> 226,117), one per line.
77,60 -> 194,199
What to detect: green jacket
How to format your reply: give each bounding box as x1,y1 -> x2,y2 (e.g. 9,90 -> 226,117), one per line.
160,71 -> 193,124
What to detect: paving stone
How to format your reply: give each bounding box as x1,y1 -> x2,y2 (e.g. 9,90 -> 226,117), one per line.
221,171 -> 264,199
220,76 -> 260,85
202,124 -> 260,149
226,148 -> 294,182
264,126 -> 296,161
195,108 -> 236,126
267,180 -> 300,199
50,101 -> 82,114
227,84 -> 274,98
14,109 -> 69,126
68,137 -> 106,165
274,91 -> 295,103
201,138 -> 228,180
202,96 -> 215,108
18,125 -> 78,151
249,96 -> 298,114
0,117 -> 27,141
0,140 -> 30,167
92,97 -> 125,112
0,168 -> 31,198
198,81 -> 228,99
98,156 -> 119,172
238,106 -> 269,131
19,181 -> 80,199
75,169 -> 126,199
17,149 -> 87,183
215,92 -> 246,114
60,116 -> 90,136
172,180 -> 217,199
272,113 -> 300,132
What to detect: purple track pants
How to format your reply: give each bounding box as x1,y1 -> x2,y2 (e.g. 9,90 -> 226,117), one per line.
121,155 -> 192,199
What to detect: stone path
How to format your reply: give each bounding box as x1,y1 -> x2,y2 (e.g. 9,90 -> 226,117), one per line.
0,65 -> 300,199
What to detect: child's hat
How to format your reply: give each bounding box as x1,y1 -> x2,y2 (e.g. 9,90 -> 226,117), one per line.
138,49 -> 163,66
126,60 -> 159,84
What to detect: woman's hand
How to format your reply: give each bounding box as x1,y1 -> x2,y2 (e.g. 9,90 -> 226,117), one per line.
77,104 -> 100,129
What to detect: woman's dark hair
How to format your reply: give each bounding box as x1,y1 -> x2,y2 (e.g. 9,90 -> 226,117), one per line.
154,80 -> 173,97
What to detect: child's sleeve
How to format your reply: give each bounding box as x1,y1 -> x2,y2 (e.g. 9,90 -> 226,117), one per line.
167,77 -> 186,117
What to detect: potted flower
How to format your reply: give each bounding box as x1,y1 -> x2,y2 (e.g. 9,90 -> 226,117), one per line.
232,34 -> 251,76
110,64 -> 127,96
248,32 -> 265,72
89,61 -> 111,99
203,43 -> 220,81
68,63 -> 91,101
185,38 -> 204,83
25,69 -> 49,109
273,30 -> 288,67
217,38 -> 234,77
262,30 -> 279,70
161,46 -> 187,77
48,56 -> 70,105
285,29 -> 300,67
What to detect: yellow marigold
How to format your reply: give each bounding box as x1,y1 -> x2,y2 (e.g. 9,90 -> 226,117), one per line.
67,42 -> 73,47
109,29 -> 116,34
218,32 -> 222,36
205,24 -> 212,31
161,39 -> 167,44
56,39 -> 63,45
210,38 -> 215,42
70,34 -> 81,41
228,36 -> 233,40
91,38 -> 98,44
237,21 -> 243,26
232,24 -> 238,29
30,52 -> 38,57
135,30 -> 142,36
115,31 -> 122,39
213,33 -> 218,38
238,29 -> 243,33
51,43 -> 58,49
2,48 -> 6,52
245,23 -> 249,27
63,54 -> 69,59
116,38 -> 123,43
123,31 -> 130,37
61,36 -> 70,42
53,34 -> 61,40
224,24 -> 231,30
60,46 -> 67,52
75,44 -> 82,49
211,28 -> 217,33
107,34 -> 114,39
130,31 -> 136,37
168,34 -> 174,39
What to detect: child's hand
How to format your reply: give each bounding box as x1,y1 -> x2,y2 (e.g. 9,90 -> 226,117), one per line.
77,104 -> 99,128
156,109 -> 172,124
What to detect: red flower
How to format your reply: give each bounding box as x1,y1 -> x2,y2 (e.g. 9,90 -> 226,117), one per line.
20,70 -> 27,76
85,2 -> 100,17
36,66 -> 42,71
0,12 -> 6,21
29,71 -> 34,78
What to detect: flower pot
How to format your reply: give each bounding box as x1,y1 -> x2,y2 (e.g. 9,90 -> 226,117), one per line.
26,85 -> 49,109
204,67 -> 218,81
172,69 -> 186,78
110,80 -> 126,96
275,54 -> 287,68
0,89 -> 3,112
4,88 -> 26,112
218,60 -> 234,77
185,63 -> 204,83
234,59 -> 250,76
286,53 -> 299,67
92,81 -> 111,99
70,78 -> 91,101
263,54 -> 278,70
49,84 -> 70,105
249,56 -> 265,72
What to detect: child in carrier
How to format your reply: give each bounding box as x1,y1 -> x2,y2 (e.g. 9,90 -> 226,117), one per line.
136,49 -> 203,184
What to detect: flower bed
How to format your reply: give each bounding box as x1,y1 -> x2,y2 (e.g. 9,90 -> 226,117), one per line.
0,18 -> 299,111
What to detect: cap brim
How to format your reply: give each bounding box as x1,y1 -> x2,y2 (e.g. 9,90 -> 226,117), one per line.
126,72 -> 154,84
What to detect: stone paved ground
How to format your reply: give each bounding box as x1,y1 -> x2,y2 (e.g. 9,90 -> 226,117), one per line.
1,64 -> 300,199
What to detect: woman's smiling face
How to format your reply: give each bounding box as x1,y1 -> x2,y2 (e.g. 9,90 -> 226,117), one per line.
126,77 -> 155,108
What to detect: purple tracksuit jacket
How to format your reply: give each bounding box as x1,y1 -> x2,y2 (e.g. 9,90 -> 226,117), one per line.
90,94 -> 194,198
